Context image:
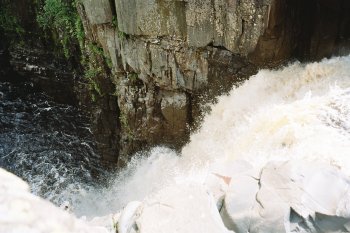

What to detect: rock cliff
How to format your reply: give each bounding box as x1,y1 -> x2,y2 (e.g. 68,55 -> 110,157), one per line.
1,0 -> 350,165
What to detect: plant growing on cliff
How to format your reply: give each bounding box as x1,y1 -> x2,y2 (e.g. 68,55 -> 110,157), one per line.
85,67 -> 102,80
87,42 -> 113,69
74,17 -> 85,49
111,15 -> 127,40
37,0 -> 83,58
119,112 -> 135,140
85,66 -> 103,99
88,43 -> 104,56
0,1 -> 24,40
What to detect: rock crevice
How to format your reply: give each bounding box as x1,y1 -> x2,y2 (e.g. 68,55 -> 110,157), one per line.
2,0 -> 350,164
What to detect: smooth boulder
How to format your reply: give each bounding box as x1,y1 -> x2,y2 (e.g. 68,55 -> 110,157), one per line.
134,183 -> 233,233
0,168 -> 109,233
221,160 -> 350,233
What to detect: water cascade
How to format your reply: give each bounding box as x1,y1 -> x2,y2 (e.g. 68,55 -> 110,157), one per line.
2,55 -> 350,232
85,55 -> 350,216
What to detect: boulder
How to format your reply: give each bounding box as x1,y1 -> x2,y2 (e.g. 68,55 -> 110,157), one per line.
0,168 -> 109,233
133,183 -> 233,233
205,160 -> 254,209
118,201 -> 142,233
221,160 -> 350,233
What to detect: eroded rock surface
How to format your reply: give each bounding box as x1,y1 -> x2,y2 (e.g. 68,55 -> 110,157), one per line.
2,0 -> 350,164
221,160 -> 350,233
119,183 -> 233,233
79,0 -> 350,163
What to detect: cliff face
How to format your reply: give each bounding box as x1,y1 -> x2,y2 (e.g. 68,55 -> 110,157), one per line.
0,0 -> 120,164
2,0 -> 350,166
79,0 -> 350,165
0,0 -> 77,103
78,0 -> 268,165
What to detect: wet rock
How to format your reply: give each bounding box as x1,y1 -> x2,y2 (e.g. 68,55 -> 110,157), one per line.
160,91 -> 188,139
4,0 -> 350,164
221,160 -> 350,233
205,160 -> 254,209
118,201 -> 142,233
0,168 -> 109,233
134,183 -> 233,233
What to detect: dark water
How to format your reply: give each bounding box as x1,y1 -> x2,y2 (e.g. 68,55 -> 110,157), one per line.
0,81 -> 108,208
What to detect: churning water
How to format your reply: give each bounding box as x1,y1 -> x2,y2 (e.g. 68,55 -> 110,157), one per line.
77,55 -> 350,218
2,55 -> 350,220
0,81 -> 108,214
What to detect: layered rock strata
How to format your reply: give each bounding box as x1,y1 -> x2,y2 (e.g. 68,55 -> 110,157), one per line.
79,0 -> 350,164
2,0 -> 350,164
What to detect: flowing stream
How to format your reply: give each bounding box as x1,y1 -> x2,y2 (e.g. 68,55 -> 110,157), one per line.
1,55 -> 350,220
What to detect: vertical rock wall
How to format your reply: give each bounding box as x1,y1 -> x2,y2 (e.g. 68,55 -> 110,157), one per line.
78,0 -> 350,165
79,0 -> 268,165
2,0 -> 350,166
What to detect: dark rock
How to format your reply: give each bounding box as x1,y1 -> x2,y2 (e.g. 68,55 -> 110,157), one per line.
2,0 -> 350,166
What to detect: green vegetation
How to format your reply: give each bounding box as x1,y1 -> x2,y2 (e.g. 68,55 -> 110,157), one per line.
105,57 -> 113,69
0,1 -> 24,40
119,112 -> 134,140
88,43 -> 104,56
87,42 -> 113,69
118,31 -> 127,39
37,0 -> 113,102
112,16 -> 118,28
85,66 -> 102,80
74,16 -> 85,49
85,66 -> 103,97
128,73 -> 138,81
90,80 -> 102,96
37,0 -> 84,58
111,15 -> 127,40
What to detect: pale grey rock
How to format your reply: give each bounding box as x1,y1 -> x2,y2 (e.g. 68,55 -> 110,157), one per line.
205,160 -> 255,210
88,213 -> 120,233
96,26 -> 121,72
118,201 -> 142,233
221,160 -> 350,233
114,0 -> 186,37
134,183 -> 233,233
186,0 -> 270,53
120,38 -> 149,76
220,168 -> 262,232
0,168 -> 109,233
82,0 -> 113,25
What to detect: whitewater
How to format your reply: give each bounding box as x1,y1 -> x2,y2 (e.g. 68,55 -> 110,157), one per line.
67,55 -> 350,218
2,55 -> 350,232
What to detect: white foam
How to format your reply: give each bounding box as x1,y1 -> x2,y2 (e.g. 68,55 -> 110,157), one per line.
74,56 -> 350,218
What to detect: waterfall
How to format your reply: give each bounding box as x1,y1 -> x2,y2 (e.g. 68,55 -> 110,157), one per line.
71,55 -> 350,219
2,55 -> 350,232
